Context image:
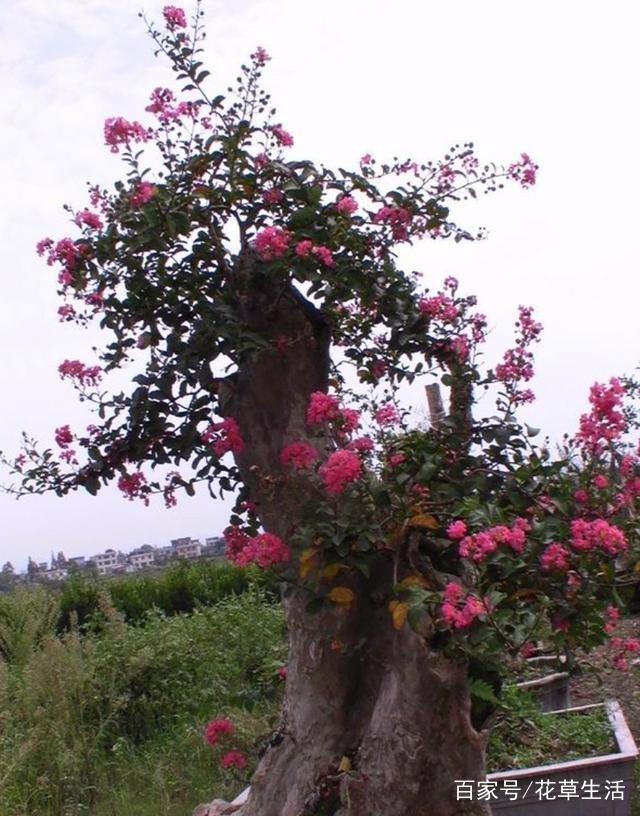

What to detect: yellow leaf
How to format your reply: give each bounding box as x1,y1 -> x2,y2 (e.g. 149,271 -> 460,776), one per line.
634,560 -> 640,574
388,600 -> 409,630
321,562 -> 347,580
338,756 -> 352,773
328,587 -> 355,607
299,548 -> 318,580
398,574 -> 429,590
407,513 -> 438,531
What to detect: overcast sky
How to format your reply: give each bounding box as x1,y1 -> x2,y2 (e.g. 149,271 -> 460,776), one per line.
1,0 -> 639,571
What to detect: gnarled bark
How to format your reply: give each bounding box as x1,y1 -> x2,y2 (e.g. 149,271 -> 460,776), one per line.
210,255 -> 490,816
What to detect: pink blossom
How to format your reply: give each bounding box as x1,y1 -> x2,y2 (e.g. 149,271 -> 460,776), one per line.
85,291 -> 104,308
593,474 -> 609,489
387,453 -> 406,468
520,641 -> 537,658
204,718 -> 234,747
360,154 -> 373,166
58,360 -> 102,387
311,245 -> 334,267
540,543 -> 571,573
441,582 -> 488,629
576,378 -> 627,454
280,442 -> 318,471
307,392 -> 341,425
254,226 -> 291,261
459,520 -> 529,562
374,403 -> 400,426
447,520 -> 467,541
574,489 -> 588,504
58,304 -> 76,322
262,188 -> 284,206
295,240 -> 313,258
74,209 -> 103,230
220,751 -> 247,770
271,124 -> 294,147
36,237 -> 53,256
130,181 -> 157,207
418,294 -> 459,322
373,205 -> 412,241
508,152 -> 538,188
202,418 -> 244,457
163,5 -> 187,29
254,152 -> 269,170
335,409 -> 358,436
335,196 -> 358,216
320,450 -> 363,495
604,605 -> 620,635
570,518 -> 627,557
226,531 -> 290,569
103,117 -> 151,153
347,436 -> 374,454
118,472 -> 149,505
277,666 -> 287,680
251,46 -> 271,66
55,425 -> 73,448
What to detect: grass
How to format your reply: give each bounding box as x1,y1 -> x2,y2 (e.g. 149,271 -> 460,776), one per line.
487,686 -> 616,773
0,589 -> 285,816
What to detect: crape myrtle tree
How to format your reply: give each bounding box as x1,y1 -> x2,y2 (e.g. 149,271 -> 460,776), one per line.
4,4 -> 640,815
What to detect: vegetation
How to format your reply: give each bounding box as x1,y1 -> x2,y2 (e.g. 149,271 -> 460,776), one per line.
0,588 -> 285,816
487,686 -> 615,772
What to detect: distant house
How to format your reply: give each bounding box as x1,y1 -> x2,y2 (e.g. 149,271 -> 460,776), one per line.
171,537 -> 202,559
93,549 -> 126,575
42,567 -> 68,581
127,545 -> 156,571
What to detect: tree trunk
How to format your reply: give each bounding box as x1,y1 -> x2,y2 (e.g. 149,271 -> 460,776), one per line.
214,255 -> 490,816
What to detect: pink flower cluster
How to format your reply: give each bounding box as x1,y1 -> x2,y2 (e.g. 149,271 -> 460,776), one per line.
494,306 -> 542,404
446,520 -> 467,541
372,205 -> 412,242
335,196 -> 358,216
104,117 -> 151,153
204,717 -> 234,746
604,605 -> 620,635
163,5 -> 187,29
280,442 -> 318,471
58,360 -> 102,387
610,637 -> 640,671
225,528 -> 290,569
145,87 -> 196,123
295,240 -> 334,267
55,425 -> 73,448
307,392 -> 340,425
271,124 -> 294,147
319,450 -> 363,495
458,518 -> 530,563
74,209 -> 103,230
118,472 -> 149,505
251,46 -> 271,66
576,378 -> 627,453
254,226 -> 291,261
202,418 -> 245,457
374,403 -> 400,426
38,237 -> 85,286
441,582 -> 488,629
508,153 -> 538,188
570,518 -> 627,556
418,294 -> 459,322
220,750 -> 247,770
131,181 -> 157,208
540,542 -> 571,573
262,188 -> 284,206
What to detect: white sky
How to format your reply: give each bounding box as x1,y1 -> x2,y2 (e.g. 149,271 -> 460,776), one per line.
1,0 -> 639,571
